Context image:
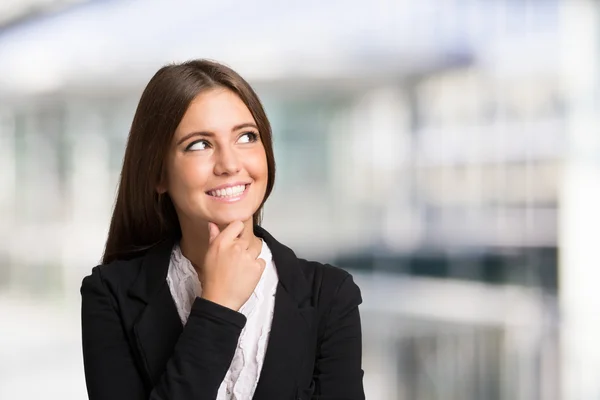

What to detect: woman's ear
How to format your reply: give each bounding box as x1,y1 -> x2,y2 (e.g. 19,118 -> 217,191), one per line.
156,184 -> 167,194
156,170 -> 168,194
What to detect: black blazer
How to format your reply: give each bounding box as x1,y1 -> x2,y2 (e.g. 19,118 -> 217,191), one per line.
80,226 -> 365,400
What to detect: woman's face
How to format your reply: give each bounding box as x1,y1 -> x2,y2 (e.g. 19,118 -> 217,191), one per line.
160,87 -> 268,227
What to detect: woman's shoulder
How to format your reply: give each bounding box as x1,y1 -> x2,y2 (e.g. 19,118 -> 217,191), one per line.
297,258 -> 351,285
81,254 -> 146,294
296,258 -> 362,308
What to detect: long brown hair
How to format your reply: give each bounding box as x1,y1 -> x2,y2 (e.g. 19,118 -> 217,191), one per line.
102,59 -> 276,264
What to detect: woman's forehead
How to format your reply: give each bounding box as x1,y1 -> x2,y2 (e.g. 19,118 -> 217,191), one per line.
175,89 -> 255,138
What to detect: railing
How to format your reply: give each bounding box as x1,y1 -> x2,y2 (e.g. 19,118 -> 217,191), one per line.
356,272 -> 559,400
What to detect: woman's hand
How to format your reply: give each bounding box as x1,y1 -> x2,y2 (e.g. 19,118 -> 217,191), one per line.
200,221 -> 265,311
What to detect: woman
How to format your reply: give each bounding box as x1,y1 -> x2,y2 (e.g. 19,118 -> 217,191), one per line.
80,59 -> 365,400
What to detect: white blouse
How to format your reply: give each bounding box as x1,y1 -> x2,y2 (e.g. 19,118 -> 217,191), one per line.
166,240 -> 278,400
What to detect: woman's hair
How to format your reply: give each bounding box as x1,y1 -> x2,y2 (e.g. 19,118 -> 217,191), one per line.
102,59 -> 276,264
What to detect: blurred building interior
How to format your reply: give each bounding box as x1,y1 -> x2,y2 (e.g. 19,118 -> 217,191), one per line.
1,0 -> 599,399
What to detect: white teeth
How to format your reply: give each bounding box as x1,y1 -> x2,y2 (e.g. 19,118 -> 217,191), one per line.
209,185 -> 246,198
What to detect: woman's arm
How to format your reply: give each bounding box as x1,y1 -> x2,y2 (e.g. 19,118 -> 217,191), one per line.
314,273 -> 366,400
81,266 -> 245,400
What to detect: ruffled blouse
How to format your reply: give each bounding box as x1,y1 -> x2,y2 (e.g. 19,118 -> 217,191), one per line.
166,240 -> 278,399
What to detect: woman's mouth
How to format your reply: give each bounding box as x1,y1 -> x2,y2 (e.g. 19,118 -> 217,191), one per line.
206,184 -> 250,202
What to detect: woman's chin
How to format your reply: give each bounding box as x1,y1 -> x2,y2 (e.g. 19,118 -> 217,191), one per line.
206,212 -> 254,227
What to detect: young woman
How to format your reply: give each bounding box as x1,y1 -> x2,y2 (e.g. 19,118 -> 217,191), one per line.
80,59 -> 365,400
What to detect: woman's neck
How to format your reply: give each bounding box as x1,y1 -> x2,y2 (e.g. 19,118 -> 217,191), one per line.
178,218 -> 260,278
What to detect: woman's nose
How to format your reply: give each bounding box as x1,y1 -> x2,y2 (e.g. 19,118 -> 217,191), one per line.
213,147 -> 241,175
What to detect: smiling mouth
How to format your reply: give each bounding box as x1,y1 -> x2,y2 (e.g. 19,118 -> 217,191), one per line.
206,184 -> 250,199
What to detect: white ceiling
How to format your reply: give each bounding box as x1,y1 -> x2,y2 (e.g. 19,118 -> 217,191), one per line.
0,0 -> 85,27
0,0 -> 560,97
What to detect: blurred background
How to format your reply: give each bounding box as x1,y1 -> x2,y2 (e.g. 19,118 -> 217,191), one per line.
0,0 -> 599,399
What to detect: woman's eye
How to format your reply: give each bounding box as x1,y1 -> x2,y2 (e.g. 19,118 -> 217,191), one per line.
238,132 -> 258,144
186,140 -> 209,151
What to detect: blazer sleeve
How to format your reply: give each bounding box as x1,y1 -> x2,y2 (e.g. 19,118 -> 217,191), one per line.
314,273 -> 366,400
81,266 -> 246,400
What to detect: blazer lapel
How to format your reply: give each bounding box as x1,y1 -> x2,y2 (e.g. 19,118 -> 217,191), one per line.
253,226 -> 316,399
127,239 -> 183,387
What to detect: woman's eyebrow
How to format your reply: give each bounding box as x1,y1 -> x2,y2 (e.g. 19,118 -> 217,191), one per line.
176,131 -> 214,146
232,122 -> 258,131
